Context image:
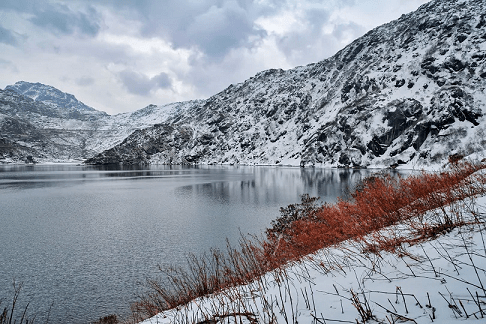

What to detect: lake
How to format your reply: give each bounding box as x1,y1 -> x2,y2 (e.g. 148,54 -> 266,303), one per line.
0,164 -> 380,323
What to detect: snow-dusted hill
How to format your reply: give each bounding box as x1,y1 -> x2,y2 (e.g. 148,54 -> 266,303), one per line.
86,0 -> 486,168
0,85 -> 200,163
2,0 -> 485,167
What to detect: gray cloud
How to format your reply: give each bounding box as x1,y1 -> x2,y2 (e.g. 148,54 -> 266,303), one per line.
269,6 -> 367,66
0,0 -> 101,37
29,4 -> 101,36
152,73 -> 171,89
304,7 -> 331,27
118,70 -> 172,96
90,0 -> 270,59
332,21 -> 365,40
181,1 -> 265,58
0,59 -> 18,72
0,0 -> 35,12
0,0 -> 427,114
0,25 -> 18,46
337,0 -> 357,6
75,76 -> 95,87
275,8 -> 331,58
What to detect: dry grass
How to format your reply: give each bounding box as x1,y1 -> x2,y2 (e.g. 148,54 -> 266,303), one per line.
132,236 -> 269,319
133,161 -> 486,321
265,161 -> 486,260
0,281 -> 50,324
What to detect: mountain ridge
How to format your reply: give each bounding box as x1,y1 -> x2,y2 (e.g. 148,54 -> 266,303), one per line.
0,84 -> 200,163
1,0 -> 485,167
84,0 -> 486,168
5,81 -> 107,119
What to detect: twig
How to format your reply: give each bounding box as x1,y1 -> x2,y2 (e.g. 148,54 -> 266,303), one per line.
421,245 -> 438,277
461,234 -> 486,294
435,241 -> 461,275
438,291 -> 462,318
310,314 -> 355,323
477,291 -> 485,318
459,299 -> 469,318
372,301 -> 417,323
466,287 -> 482,316
387,299 -> 397,313
397,287 -> 408,314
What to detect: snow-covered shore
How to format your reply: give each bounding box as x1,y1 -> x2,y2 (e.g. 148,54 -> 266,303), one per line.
141,188 -> 486,323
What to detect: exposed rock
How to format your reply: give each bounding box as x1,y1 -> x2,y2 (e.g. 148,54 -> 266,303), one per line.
0,86 -> 201,163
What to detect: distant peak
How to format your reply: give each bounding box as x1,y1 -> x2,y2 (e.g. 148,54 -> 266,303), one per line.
5,81 -> 99,113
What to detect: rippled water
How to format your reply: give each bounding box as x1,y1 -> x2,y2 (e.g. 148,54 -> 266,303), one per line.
0,164 -> 380,323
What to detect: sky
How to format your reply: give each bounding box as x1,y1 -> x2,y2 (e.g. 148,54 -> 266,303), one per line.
0,0 -> 430,115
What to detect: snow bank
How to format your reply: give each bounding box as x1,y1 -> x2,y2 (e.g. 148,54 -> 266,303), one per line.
141,194 -> 486,324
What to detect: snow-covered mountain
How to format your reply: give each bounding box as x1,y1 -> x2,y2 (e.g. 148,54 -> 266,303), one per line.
2,0 -> 485,167
85,0 -> 486,168
6,81 -> 105,117
0,85 -> 199,163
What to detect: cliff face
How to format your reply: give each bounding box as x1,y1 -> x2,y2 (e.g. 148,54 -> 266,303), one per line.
85,0 -> 486,168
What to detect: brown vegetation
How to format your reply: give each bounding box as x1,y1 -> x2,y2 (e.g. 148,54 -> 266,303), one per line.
265,161 -> 486,260
0,281 -> 50,324
133,161 -> 486,320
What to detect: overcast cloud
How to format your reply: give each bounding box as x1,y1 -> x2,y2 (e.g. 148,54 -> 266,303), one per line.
0,0 -> 429,114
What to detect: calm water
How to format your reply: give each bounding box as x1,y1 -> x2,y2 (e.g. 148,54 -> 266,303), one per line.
0,164 -> 378,323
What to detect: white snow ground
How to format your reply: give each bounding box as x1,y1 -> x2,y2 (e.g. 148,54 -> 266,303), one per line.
141,189 -> 486,323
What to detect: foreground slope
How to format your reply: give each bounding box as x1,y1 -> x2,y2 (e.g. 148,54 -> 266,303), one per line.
143,203 -> 486,324
138,163 -> 486,323
86,0 -> 486,168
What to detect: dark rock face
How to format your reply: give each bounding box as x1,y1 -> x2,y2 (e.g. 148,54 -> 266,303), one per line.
84,0 -> 486,168
84,124 -> 195,165
0,89 -> 100,161
0,137 -> 42,163
1,89 -> 62,119
366,99 -> 425,157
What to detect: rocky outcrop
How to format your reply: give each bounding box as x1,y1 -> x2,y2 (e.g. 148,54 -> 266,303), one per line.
0,137 -> 42,163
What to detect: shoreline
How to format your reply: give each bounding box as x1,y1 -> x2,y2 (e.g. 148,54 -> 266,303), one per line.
136,161 -> 486,323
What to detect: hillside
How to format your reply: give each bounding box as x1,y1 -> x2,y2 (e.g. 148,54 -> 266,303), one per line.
135,162 -> 486,324
85,0 -> 486,168
1,0 -> 485,167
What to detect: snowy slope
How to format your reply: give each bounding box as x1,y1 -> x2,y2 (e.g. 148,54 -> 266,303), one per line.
142,193 -> 486,324
2,0 -> 485,166
86,100 -> 202,153
86,0 -> 486,168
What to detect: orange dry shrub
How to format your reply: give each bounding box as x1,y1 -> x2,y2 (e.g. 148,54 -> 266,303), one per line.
135,236 -> 272,318
136,161 -> 485,318
265,161 -> 486,260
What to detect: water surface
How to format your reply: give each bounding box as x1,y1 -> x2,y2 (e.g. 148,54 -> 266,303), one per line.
0,164 -> 377,323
